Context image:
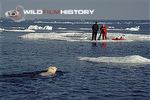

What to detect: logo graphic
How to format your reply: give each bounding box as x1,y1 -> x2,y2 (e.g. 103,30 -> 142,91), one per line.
5,5 -> 95,22
5,5 -> 25,22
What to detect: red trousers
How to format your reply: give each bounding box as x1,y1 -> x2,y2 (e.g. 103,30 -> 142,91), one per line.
102,32 -> 107,40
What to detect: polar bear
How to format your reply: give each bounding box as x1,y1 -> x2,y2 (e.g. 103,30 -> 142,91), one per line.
40,66 -> 57,76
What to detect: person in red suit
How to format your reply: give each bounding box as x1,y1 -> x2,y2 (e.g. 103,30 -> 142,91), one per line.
99,24 -> 107,40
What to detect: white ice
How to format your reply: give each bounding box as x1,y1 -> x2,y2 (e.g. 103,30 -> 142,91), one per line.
0,28 -> 5,32
58,27 -> 67,30
78,55 -> 150,64
1,28 -> 35,32
27,25 -> 52,31
20,32 -> 150,42
125,26 -> 140,31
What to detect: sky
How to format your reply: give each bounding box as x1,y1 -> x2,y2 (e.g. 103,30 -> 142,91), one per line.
0,0 -> 149,20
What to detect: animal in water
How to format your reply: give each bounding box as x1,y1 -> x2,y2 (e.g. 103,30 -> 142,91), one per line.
40,66 -> 57,76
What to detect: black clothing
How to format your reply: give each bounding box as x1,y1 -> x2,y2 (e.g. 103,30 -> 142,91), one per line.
92,23 -> 99,40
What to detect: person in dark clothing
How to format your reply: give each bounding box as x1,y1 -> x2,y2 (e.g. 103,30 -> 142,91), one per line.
92,21 -> 99,40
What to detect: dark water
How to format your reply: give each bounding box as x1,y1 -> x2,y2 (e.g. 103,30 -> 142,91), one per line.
0,19 -> 150,100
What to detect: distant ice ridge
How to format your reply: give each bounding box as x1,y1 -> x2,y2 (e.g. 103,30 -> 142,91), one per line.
79,27 -> 122,31
0,28 -> 5,32
27,25 -> 52,31
78,55 -> 150,64
0,27 -> 35,32
0,25 -> 52,32
20,32 -> 150,42
34,21 -> 94,24
125,26 -> 140,31
6,29 -> 35,32
79,26 -> 140,31
80,28 -> 91,30
58,27 -> 67,30
34,21 -> 135,25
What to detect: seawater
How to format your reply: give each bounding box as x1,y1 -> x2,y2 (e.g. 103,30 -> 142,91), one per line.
0,19 -> 150,100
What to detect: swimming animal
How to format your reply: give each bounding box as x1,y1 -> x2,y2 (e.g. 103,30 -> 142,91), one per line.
40,66 -> 57,76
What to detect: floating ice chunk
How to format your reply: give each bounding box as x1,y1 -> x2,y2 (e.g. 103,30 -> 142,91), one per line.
78,55 -> 150,64
4,29 -> 35,32
0,28 -> 5,32
20,32 -> 150,42
27,25 -> 52,30
0,27 -> 35,32
43,25 -> 53,30
125,26 -> 140,31
58,27 -> 67,30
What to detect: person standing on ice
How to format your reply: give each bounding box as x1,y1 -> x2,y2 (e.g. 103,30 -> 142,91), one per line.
92,21 -> 99,40
99,24 -> 107,40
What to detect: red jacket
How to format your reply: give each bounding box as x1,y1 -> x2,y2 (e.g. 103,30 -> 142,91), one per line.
100,25 -> 107,33
103,26 -> 107,33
